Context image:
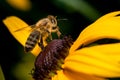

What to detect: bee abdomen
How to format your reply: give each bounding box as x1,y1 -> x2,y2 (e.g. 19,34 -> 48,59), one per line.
25,30 -> 40,52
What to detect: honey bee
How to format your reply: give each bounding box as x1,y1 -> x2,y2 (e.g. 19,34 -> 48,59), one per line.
24,15 -> 61,52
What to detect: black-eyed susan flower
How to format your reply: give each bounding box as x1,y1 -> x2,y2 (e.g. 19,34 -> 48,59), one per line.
6,0 -> 31,11
3,11 -> 120,80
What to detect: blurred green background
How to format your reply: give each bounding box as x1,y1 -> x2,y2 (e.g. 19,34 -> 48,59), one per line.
0,0 -> 120,80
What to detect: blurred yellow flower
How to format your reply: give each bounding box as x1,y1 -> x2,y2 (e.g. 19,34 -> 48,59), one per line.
0,66 -> 5,80
6,0 -> 31,11
3,11 -> 120,80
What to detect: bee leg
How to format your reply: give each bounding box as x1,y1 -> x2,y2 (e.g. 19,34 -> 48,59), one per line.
56,27 -> 61,38
57,30 -> 61,38
38,42 -> 44,50
38,35 -> 44,50
49,33 -> 52,40
52,26 -> 61,38
46,30 -> 52,40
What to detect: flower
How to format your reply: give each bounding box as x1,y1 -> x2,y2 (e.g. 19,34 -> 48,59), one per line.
3,11 -> 120,80
6,0 -> 31,11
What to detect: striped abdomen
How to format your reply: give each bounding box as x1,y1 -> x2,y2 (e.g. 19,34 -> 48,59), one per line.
25,30 -> 40,52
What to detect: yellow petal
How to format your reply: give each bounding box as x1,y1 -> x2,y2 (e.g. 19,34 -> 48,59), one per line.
52,70 -> 106,80
65,43 -> 120,77
6,0 -> 31,11
70,11 -> 120,54
0,66 -> 5,80
52,70 -> 69,80
3,16 -> 41,56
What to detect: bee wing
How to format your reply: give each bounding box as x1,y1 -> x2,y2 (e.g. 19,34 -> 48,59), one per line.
25,30 -> 40,52
14,24 -> 36,32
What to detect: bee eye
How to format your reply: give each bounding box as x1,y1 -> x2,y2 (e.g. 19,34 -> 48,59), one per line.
51,19 -> 56,24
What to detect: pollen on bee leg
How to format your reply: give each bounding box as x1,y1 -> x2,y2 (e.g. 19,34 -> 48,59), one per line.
57,31 -> 61,38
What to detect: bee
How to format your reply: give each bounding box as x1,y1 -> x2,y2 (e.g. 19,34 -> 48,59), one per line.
24,15 -> 61,52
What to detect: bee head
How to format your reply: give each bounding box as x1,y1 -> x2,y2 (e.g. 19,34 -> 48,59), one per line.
47,15 -> 57,25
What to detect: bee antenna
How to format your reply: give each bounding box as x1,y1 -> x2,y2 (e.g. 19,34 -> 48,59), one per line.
58,18 -> 68,21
